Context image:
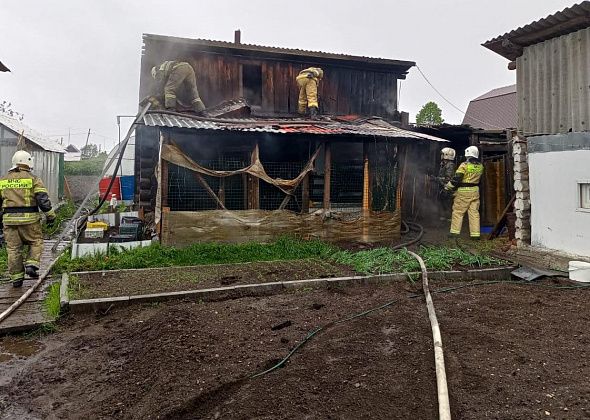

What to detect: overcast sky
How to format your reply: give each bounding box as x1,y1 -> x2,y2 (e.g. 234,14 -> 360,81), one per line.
1,0 -> 574,151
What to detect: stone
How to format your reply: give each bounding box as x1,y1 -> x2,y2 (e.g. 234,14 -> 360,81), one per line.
512,143 -> 528,155
514,199 -> 531,211
514,171 -> 529,181
515,229 -> 531,241
514,180 -> 530,192
516,191 -> 530,200
515,218 -> 531,229
515,209 -> 531,219
513,161 -> 529,172
514,154 -> 528,163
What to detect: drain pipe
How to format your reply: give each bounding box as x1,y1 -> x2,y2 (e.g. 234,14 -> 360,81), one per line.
408,250 -> 451,420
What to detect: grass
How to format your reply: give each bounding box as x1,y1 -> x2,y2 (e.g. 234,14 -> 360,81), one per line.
43,282 -> 61,319
331,246 -> 505,275
64,154 -> 107,176
0,247 -> 7,275
51,235 -> 506,278
43,200 -> 77,237
53,236 -> 335,274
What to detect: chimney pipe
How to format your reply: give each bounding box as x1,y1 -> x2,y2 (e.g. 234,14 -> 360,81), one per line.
234,29 -> 241,44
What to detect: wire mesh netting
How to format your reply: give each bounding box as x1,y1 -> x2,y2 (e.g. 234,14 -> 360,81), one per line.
330,161 -> 364,210
260,161 -> 304,211
168,158 -> 247,211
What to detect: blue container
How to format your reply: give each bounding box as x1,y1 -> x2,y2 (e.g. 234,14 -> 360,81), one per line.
481,225 -> 494,234
120,175 -> 135,201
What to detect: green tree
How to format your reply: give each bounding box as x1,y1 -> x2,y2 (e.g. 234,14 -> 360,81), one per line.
81,143 -> 99,159
415,101 -> 444,125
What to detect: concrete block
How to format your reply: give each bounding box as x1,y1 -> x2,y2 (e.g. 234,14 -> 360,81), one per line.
512,143 -> 527,155
513,161 -> 529,172
514,171 -> 529,181
515,209 -> 531,219
515,229 -> 531,240
514,180 -> 530,192
514,154 -> 528,163
516,191 -> 530,200
514,199 -> 531,211
515,218 -> 531,229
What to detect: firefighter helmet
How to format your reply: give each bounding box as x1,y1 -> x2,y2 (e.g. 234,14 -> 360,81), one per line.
11,150 -> 34,170
440,147 -> 456,161
465,146 -> 479,159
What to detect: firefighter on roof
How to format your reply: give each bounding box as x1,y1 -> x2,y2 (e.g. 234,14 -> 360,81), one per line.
0,151 -> 56,287
148,61 -> 206,114
445,146 -> 484,239
296,67 -> 323,119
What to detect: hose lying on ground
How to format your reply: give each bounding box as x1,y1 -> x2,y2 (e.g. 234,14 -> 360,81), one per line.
391,221 -> 424,250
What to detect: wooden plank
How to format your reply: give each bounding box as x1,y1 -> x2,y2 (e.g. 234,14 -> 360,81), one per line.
362,141 -> 370,210
322,66 -> 338,115
274,63 -> 289,113
262,62 -> 274,112
323,142 -> 332,210
489,196 -> 516,240
301,174 -> 310,214
247,141 -> 260,209
337,69 -> 352,115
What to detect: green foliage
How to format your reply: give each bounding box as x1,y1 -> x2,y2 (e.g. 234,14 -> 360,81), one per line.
81,143 -> 99,159
332,246 -> 504,275
415,101 -> 444,125
53,236 -> 336,274
43,282 -> 61,319
0,247 -> 7,276
64,153 -> 107,176
43,200 -> 76,236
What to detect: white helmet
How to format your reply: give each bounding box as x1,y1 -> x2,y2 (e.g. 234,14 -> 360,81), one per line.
465,146 -> 479,159
151,66 -> 158,79
440,147 -> 456,160
11,150 -> 33,170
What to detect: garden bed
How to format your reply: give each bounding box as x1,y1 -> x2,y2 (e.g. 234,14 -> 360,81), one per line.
2,279 -> 589,419
69,259 -> 354,300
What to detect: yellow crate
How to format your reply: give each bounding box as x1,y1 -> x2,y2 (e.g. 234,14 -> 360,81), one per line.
87,221 -> 109,231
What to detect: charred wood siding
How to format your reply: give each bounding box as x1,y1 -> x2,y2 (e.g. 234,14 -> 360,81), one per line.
140,45 -> 400,118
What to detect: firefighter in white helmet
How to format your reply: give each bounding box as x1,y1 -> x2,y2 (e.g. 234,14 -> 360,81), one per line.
445,146 -> 484,239
0,151 -> 56,287
436,147 -> 456,220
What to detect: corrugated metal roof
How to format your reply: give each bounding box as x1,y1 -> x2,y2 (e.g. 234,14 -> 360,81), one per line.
143,34 -> 415,73
0,114 -> 65,153
462,85 -> 517,130
483,1 -> 590,60
143,113 -> 448,142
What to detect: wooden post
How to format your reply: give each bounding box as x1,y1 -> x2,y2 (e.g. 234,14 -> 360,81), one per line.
191,171 -> 226,210
323,141 -> 331,211
362,141 -> 370,211
301,174 -> 310,213
248,141 -> 260,209
161,159 -> 169,208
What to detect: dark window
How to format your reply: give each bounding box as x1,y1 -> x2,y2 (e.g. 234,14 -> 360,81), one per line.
243,64 -> 262,106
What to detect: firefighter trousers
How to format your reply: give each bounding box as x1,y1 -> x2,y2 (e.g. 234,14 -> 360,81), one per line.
296,76 -> 319,114
164,63 -> 206,111
450,189 -> 480,238
3,223 -> 43,280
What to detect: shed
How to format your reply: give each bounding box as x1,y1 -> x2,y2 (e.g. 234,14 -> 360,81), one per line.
483,1 -> 590,256
0,114 -> 66,204
64,144 -> 82,162
462,85 -> 517,131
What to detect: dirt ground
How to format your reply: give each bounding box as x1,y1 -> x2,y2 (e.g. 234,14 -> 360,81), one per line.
1,279 -> 589,419
70,259 -> 355,299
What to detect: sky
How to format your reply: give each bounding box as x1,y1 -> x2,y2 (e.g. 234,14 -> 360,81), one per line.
0,0 -> 575,151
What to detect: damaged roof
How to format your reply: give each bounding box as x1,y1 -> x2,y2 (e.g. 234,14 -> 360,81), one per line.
462,84 -> 517,130
483,1 -> 590,60
0,114 -> 65,153
0,61 -> 9,72
143,34 -> 415,75
143,112 -> 448,142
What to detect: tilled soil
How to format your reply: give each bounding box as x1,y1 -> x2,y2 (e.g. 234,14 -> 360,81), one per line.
70,259 -> 355,299
1,280 -> 589,419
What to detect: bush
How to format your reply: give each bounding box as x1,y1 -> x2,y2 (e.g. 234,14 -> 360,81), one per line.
64,154 -> 107,176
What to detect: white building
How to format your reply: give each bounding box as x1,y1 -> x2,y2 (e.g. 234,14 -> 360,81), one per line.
483,2 -> 590,257
64,144 -> 81,162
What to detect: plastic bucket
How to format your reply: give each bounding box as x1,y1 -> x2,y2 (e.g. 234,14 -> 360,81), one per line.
120,175 -> 135,201
98,177 -> 121,200
569,261 -> 590,283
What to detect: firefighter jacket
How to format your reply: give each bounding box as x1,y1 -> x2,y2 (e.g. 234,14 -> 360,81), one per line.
446,159 -> 484,192
437,160 -> 456,185
296,67 -> 323,82
0,168 -> 56,226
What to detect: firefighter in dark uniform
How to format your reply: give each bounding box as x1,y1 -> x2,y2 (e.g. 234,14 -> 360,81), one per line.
437,147 -> 456,220
0,151 -> 56,287
148,61 -> 206,114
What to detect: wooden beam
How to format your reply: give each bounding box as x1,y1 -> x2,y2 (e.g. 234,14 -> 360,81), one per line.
247,140 -> 260,209
301,174 -> 310,214
218,177 -> 226,208
190,171 -> 226,210
161,159 -> 169,208
362,141 -> 370,211
323,141 -> 331,210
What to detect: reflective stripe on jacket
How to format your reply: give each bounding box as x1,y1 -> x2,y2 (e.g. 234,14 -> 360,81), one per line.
0,169 -> 55,225
454,161 -> 483,192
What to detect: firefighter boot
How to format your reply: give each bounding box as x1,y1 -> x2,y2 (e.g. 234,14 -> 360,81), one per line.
309,106 -> 319,120
25,265 -> 39,279
12,278 -> 23,288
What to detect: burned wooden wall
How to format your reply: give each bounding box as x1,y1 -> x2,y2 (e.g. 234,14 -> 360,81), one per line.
140,38 -> 401,119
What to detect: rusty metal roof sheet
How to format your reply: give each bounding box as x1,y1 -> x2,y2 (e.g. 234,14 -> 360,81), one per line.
462,85 -> 517,130
143,113 -> 448,142
483,1 -> 590,60
143,34 -> 415,74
